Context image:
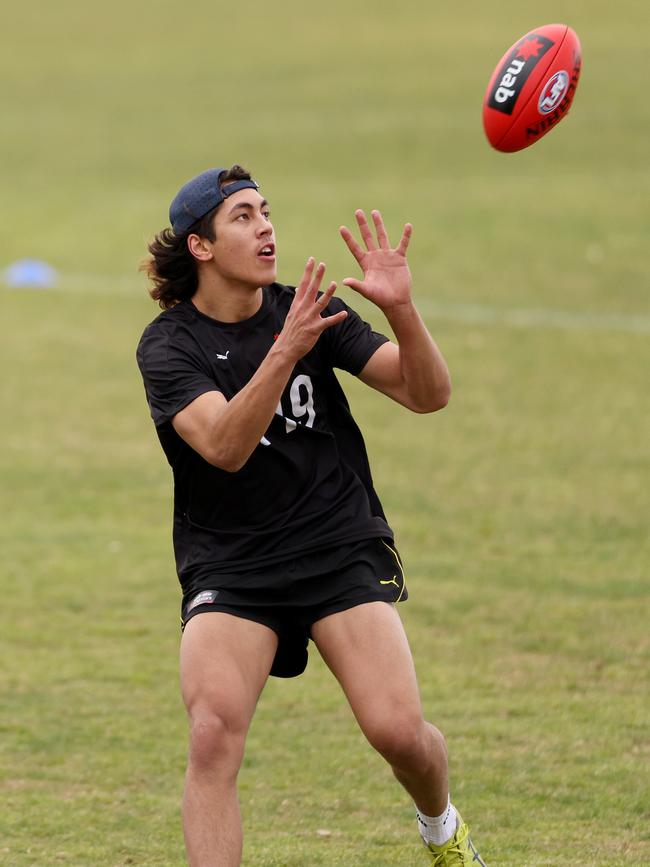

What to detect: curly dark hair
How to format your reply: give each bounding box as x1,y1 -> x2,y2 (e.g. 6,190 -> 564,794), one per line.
142,164 -> 253,309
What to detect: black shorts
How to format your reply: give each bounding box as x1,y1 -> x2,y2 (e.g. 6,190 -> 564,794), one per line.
180,537 -> 407,678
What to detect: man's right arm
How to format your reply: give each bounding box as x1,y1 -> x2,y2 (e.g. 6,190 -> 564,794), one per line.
172,344 -> 296,472
171,260 -> 346,472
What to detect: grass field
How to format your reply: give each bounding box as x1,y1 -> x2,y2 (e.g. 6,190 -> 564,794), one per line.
1,1 -> 649,865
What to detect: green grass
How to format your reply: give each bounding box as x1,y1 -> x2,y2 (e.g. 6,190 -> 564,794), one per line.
1,1 -> 649,864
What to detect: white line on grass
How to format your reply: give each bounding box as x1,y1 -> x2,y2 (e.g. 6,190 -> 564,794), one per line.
416,301 -> 650,335
3,276 -> 650,335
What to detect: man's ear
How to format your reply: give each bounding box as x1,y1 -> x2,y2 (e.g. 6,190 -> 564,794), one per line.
187,234 -> 214,262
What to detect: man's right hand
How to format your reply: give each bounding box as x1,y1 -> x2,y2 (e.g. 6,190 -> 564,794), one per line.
272,258 -> 347,363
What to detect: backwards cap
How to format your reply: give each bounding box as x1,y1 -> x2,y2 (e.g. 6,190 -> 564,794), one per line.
169,167 -> 259,235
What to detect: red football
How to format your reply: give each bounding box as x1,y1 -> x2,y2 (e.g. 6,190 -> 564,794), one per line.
483,23 -> 582,152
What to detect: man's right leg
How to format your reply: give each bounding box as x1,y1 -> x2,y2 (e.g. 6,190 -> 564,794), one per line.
180,612 -> 278,867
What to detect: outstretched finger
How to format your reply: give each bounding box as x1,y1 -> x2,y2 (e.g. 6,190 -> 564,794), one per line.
340,225 -> 365,264
319,309 -> 348,332
317,280 -> 338,308
296,257 -> 316,297
306,261 -> 327,301
397,223 -> 413,256
355,209 -> 377,251
342,277 -> 366,295
371,210 -> 390,250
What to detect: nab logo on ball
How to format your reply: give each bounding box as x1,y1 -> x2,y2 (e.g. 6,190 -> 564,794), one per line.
487,33 -> 554,116
482,23 -> 582,152
538,70 -> 570,114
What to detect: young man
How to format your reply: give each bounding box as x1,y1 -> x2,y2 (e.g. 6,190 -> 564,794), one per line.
137,165 -> 485,866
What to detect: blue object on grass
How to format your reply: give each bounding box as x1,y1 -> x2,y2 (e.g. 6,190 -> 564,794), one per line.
4,259 -> 58,288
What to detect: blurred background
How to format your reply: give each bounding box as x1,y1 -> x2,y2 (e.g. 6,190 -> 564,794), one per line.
1,1 -> 648,864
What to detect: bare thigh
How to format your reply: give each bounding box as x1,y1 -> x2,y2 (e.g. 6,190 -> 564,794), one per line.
181,612 -> 279,739
310,602 -> 426,746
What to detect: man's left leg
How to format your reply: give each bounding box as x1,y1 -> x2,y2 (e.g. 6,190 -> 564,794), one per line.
311,601 -> 447,815
311,601 -> 485,863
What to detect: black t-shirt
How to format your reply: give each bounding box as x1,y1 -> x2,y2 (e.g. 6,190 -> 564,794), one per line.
136,282 -> 393,592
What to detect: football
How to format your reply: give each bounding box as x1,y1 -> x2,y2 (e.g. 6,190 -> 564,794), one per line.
482,23 -> 582,152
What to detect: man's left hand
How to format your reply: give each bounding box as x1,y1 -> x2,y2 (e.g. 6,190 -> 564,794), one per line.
340,209 -> 413,312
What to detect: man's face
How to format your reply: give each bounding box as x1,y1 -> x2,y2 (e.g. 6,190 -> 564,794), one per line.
203,188 -> 277,288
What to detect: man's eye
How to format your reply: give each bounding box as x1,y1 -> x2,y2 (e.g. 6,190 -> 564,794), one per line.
237,213 -> 249,220
263,211 -> 271,220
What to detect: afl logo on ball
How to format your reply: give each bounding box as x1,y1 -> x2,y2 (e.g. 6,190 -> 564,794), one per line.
538,71 -> 570,114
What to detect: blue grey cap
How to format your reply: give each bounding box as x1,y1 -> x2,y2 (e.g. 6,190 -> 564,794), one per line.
169,167 -> 259,235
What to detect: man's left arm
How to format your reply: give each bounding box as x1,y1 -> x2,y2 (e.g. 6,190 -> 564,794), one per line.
340,209 -> 451,414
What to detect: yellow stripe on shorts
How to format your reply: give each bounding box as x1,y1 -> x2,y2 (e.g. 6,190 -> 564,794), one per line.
380,539 -> 407,603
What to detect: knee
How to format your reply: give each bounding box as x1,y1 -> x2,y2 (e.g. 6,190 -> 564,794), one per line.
187,711 -> 246,774
366,717 -> 445,770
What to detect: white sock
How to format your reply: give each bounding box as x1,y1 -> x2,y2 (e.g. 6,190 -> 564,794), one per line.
416,797 -> 458,846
